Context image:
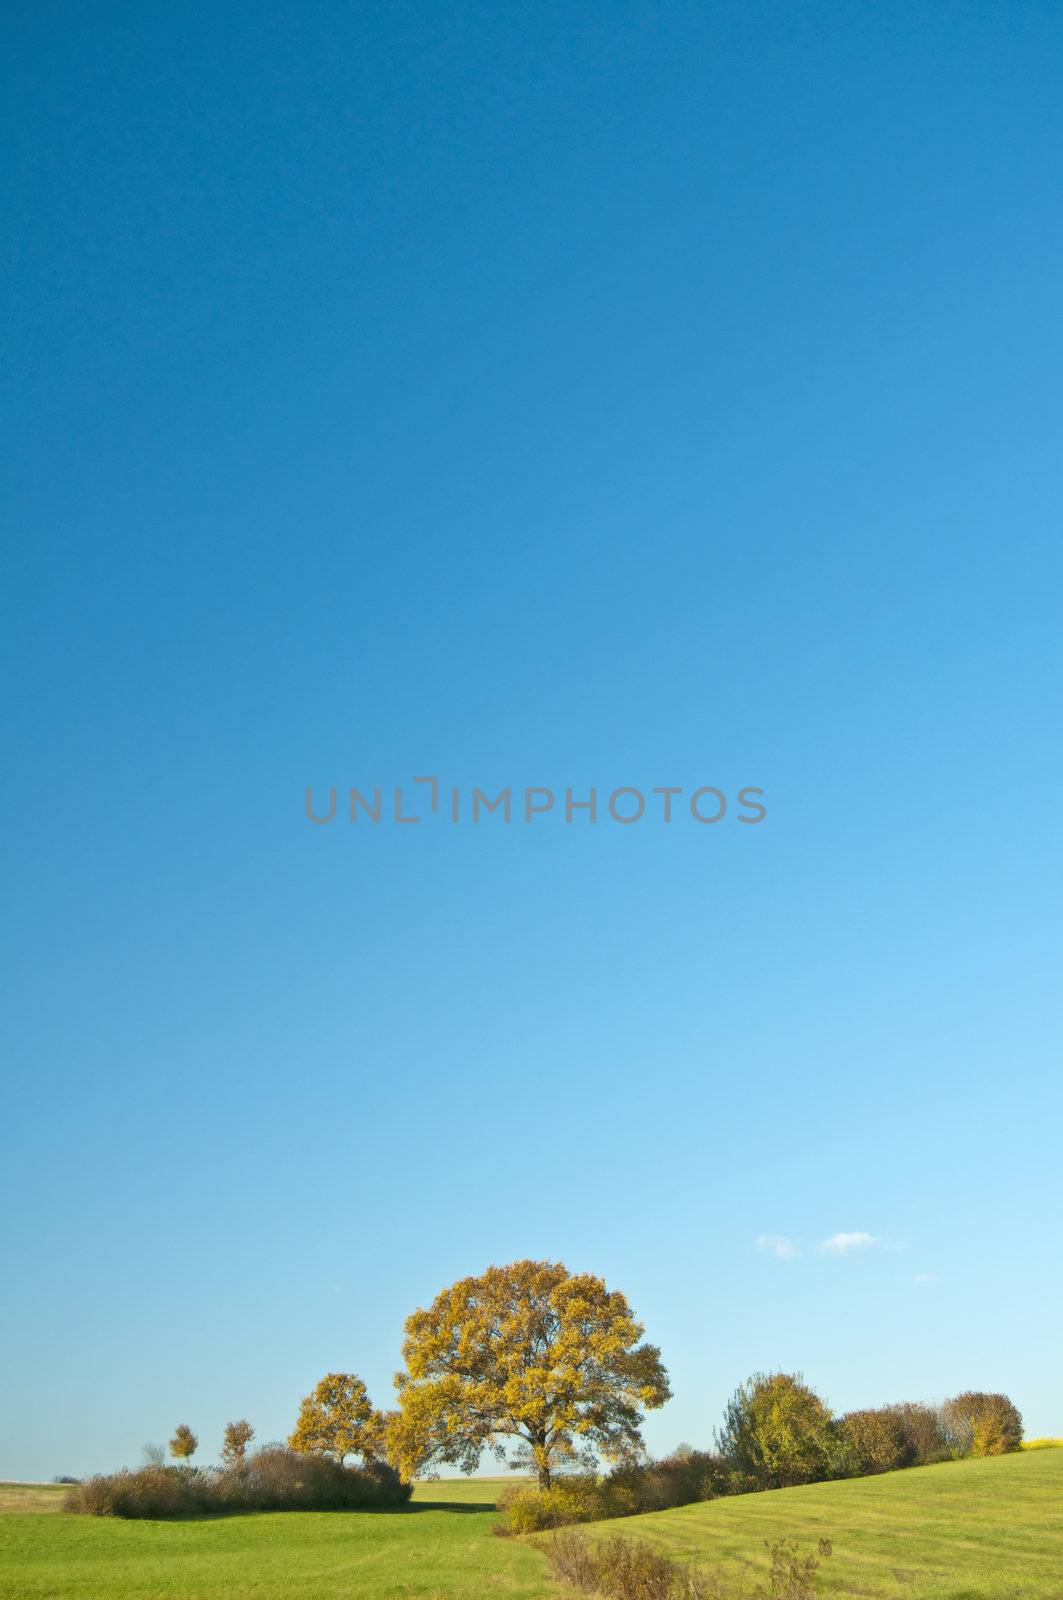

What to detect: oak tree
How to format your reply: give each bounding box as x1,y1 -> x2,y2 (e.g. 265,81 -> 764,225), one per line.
289,1373 -> 383,1465
390,1259 -> 671,1488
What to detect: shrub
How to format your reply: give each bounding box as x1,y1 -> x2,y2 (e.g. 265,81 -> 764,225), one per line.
234,1446 -> 411,1511
835,1408 -> 912,1475
716,1374 -> 840,1489
496,1474 -> 604,1533
496,1451 -> 734,1534
603,1451 -> 733,1515
65,1447 -> 411,1518
65,1466 -> 216,1518
941,1392 -> 1023,1456
543,1530 -> 723,1599
758,1539 -> 833,1600
935,1402 -> 974,1459
883,1402 -> 948,1466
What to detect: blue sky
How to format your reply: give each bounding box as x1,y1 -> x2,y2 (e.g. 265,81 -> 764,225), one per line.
2,1 -> 1061,1479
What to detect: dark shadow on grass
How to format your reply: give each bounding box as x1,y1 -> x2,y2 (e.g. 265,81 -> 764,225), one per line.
90,1502 -> 501,1522
400,1499 -> 500,1513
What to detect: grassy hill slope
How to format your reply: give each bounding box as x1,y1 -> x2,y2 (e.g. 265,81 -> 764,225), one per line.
587,1447 -> 1063,1598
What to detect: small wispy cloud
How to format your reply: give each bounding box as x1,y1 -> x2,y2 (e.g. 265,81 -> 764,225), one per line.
912,1272 -> 937,1285
819,1231 -> 905,1257
755,1233 -> 800,1261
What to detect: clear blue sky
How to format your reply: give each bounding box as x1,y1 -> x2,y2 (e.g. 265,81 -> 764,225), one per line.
2,2 -> 1061,1480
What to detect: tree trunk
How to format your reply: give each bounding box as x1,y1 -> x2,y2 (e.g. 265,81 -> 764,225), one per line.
538,1466 -> 551,1490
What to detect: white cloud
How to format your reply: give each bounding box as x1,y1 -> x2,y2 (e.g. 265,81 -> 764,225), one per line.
818,1231 -> 905,1257
912,1272 -> 937,1285
755,1233 -> 800,1260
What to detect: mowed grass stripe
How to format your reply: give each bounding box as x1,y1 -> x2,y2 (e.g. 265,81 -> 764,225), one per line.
581,1449 -> 1063,1598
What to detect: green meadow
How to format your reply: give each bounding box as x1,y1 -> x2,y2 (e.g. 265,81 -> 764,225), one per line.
588,1448 -> 1063,1598
2,1449 -> 1062,1599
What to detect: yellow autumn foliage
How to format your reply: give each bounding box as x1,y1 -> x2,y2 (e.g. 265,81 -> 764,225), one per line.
390,1259 -> 670,1487
288,1372 -> 384,1465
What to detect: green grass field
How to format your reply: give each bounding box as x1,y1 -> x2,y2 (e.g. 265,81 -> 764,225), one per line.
591,1449 -> 1063,1598
1,1451 -> 1061,1599
0,1478 -> 551,1600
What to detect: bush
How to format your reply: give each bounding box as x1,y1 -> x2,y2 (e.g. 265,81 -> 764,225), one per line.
496,1452 -> 734,1534
496,1474 -> 604,1533
544,1530 -> 723,1599
835,1409 -> 912,1475
65,1466 -> 217,1518
603,1451 -> 734,1515
65,1447 -> 412,1518
883,1402 -> 948,1466
941,1392 -> 1023,1456
716,1374 -> 841,1490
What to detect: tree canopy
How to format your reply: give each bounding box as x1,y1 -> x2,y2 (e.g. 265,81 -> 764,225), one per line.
288,1373 -> 384,1465
168,1424 -> 198,1462
390,1259 -> 671,1487
221,1419 -> 255,1466
716,1372 -> 838,1488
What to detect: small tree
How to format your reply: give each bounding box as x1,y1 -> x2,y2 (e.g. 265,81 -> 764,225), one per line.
289,1373 -> 383,1465
169,1424 -> 198,1463
221,1419 -> 255,1467
716,1373 -> 838,1489
391,1259 -> 671,1488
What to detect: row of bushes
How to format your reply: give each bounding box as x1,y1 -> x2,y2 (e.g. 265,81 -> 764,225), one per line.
498,1456 -> 731,1534
65,1446 -> 411,1518
837,1393 -> 1022,1476
498,1379 -> 1022,1534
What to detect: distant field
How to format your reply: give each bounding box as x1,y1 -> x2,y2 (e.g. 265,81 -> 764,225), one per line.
0,1483 -> 68,1514
1,1453 -> 1061,1598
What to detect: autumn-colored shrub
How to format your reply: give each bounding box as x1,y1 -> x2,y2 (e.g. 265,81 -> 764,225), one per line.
65,1466 -> 216,1518
543,1530 -> 722,1599
835,1409 -> 912,1475
941,1392 -> 1023,1456
882,1402 -> 948,1466
716,1374 -> 841,1489
65,1448 -> 411,1518
603,1451 -> 734,1515
496,1474 -> 604,1533
496,1450 -> 734,1534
